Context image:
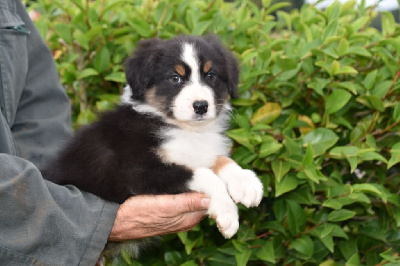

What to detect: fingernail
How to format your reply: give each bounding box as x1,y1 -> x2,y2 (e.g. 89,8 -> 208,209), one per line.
201,198 -> 210,208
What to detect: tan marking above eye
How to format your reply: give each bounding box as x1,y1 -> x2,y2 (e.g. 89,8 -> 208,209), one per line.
203,61 -> 212,73
175,64 -> 185,76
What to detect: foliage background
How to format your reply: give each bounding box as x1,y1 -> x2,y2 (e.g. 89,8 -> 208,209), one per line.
28,0 -> 400,265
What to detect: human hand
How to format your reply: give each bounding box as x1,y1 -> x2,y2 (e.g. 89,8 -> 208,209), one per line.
108,192 -> 210,241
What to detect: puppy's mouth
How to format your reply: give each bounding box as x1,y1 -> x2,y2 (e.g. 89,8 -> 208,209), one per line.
193,114 -> 208,122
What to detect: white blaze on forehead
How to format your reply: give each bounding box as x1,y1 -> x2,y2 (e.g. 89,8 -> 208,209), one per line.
181,42 -> 200,84
172,42 -> 217,122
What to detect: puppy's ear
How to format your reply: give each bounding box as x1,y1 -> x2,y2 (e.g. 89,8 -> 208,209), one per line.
205,35 -> 239,99
124,38 -> 163,100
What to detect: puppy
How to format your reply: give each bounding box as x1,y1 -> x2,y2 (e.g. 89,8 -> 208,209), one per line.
42,35 -> 263,250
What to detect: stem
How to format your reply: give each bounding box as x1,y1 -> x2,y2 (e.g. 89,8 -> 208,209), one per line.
384,70 -> 400,99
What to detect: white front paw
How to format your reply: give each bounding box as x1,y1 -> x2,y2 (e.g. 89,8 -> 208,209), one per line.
219,165 -> 264,208
188,168 -> 240,238
208,198 -> 239,238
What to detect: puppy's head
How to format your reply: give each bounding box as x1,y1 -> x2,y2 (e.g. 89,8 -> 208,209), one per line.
124,35 -> 239,124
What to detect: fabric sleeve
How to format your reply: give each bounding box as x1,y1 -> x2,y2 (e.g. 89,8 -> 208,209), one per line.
0,154 -> 119,265
0,2 -> 120,265
10,0 -> 73,169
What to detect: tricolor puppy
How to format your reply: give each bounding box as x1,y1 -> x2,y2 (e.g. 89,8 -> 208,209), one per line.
43,35 -> 263,241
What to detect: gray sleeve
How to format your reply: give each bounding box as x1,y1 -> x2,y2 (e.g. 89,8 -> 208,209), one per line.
0,1 -> 120,265
11,0 -> 73,169
0,154 -> 119,265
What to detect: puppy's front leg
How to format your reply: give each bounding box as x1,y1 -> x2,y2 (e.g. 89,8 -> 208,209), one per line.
212,156 -> 264,208
188,168 -> 239,238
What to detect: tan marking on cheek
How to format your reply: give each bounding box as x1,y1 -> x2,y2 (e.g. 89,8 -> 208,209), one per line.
144,87 -> 167,112
203,61 -> 212,73
211,156 -> 235,175
175,64 -> 185,76
144,87 -> 156,104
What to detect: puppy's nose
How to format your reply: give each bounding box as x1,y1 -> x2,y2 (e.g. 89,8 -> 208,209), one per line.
193,100 -> 208,115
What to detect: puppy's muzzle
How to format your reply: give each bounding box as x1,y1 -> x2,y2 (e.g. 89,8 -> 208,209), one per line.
193,101 -> 208,115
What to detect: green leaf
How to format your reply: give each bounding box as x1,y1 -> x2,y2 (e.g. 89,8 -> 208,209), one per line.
388,142 -> 400,169
393,103 -> 400,122
336,66 -> 358,75
77,109 -> 96,126
275,174 -> 299,197
371,80 -> 392,98
363,70 -> 378,91
77,68 -> 99,79
320,234 -> 335,253
276,63 -> 303,81
351,16 -> 369,31
359,227 -> 387,242
265,2 -> 291,15
34,16 -> 47,40
325,89 -> 352,114
287,199 -> 306,236
94,46 -> 111,73
345,46 -> 372,57
54,23 -> 72,44
335,81 -> 357,95
232,147 -> 258,165
73,30 -> 89,50
382,12 -> 396,36
104,72 -> 126,83
322,20 -> 338,40
183,236 -> 199,255
154,2 -> 173,26
331,60 -> 340,76
128,19 -> 153,37
352,184 -> 382,197
358,151 -> 388,164
315,61 -> 333,76
121,249 -> 133,264
226,128 -> 255,152
346,253 -> 360,266
303,128 -> 339,156
276,56 -> 298,71
291,235 -> 314,259
339,239 -> 358,260
325,1 -> 340,21
337,38 -> 349,56
300,164 -> 322,184
329,146 -> 359,173
328,209 -> 357,222
251,102 -> 282,125
235,250 -> 251,266
259,136 -> 283,158
356,95 -> 385,112
323,198 -> 343,210
256,240 -> 275,263
193,20 -> 212,35
272,160 -> 291,183
308,78 -> 330,96
181,261 -> 197,266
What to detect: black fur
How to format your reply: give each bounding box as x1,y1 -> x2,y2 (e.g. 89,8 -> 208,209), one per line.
42,35 -> 239,204
42,105 -> 194,203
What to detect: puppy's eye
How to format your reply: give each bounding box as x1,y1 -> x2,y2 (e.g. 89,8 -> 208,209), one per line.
169,75 -> 182,84
206,72 -> 216,80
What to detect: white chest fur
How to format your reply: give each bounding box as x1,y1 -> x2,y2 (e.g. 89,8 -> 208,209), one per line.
159,126 -> 230,170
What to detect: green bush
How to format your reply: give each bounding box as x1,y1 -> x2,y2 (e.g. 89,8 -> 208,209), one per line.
29,0 -> 400,265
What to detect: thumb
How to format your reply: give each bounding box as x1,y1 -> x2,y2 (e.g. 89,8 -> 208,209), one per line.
177,192 -> 210,213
